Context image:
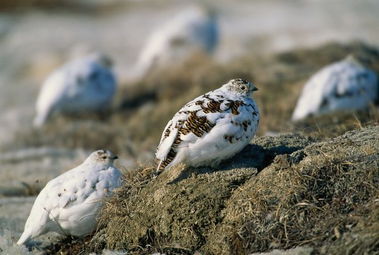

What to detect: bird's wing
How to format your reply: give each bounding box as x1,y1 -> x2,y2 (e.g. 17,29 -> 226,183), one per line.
329,62 -> 377,99
18,166 -> 83,242
53,166 -> 121,231
40,168 -> 81,210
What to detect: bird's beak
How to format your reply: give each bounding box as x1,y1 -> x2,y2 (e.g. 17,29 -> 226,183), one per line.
251,86 -> 258,92
112,155 -> 118,160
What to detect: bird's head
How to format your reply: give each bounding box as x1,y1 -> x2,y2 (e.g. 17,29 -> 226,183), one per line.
223,78 -> 258,96
87,149 -> 118,168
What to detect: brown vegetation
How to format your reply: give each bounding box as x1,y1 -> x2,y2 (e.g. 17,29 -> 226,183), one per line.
59,126 -> 378,255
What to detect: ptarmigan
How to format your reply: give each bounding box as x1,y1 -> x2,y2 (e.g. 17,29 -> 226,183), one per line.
34,53 -> 117,127
155,78 -> 259,173
292,55 -> 378,121
133,6 -> 218,79
17,150 -> 121,245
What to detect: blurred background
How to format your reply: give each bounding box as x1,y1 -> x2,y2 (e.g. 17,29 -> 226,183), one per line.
0,0 -> 379,252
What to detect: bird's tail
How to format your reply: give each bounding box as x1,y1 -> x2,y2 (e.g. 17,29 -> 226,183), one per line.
156,160 -> 165,175
156,158 -> 173,175
17,231 -> 31,245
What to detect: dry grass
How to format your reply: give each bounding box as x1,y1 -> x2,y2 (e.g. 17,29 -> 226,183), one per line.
291,105 -> 379,139
204,126 -> 379,254
324,202 -> 379,254
63,126 -> 378,255
96,165 -> 256,254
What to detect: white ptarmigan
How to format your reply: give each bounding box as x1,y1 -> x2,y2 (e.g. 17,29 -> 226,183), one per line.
133,6 -> 218,79
292,55 -> 378,121
155,78 -> 259,173
33,53 -> 117,127
17,150 -> 122,245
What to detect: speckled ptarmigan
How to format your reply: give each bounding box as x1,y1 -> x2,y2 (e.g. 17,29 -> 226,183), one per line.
133,6 -> 218,79
17,150 -> 121,245
292,55 -> 378,121
155,78 -> 259,173
33,53 -> 117,127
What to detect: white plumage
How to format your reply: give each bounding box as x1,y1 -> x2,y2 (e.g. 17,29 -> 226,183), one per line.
156,78 -> 259,172
34,54 -> 117,127
292,56 -> 378,121
133,6 -> 219,78
17,150 -> 122,245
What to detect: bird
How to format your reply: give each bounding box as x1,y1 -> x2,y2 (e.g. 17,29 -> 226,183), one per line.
132,6 -> 219,79
33,53 -> 117,127
292,55 -> 378,121
17,150 -> 122,245
155,78 -> 259,173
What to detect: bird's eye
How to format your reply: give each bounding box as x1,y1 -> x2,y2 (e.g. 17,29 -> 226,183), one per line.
241,86 -> 246,90
101,155 -> 107,160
